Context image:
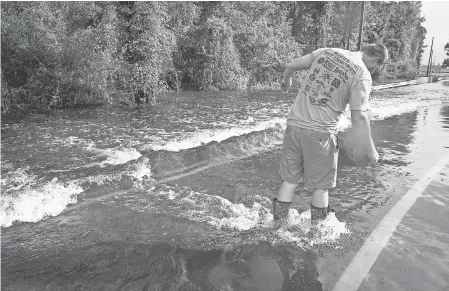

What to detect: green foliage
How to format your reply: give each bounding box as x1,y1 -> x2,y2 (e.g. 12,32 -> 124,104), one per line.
121,2 -> 176,100
383,59 -> 419,80
1,2 -> 118,112
182,16 -> 247,91
443,59 -> 449,68
362,1 -> 426,81
443,43 -> 449,68
1,1 -> 428,115
230,2 -> 303,87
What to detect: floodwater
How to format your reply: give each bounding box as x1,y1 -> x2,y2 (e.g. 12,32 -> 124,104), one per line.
1,82 -> 449,290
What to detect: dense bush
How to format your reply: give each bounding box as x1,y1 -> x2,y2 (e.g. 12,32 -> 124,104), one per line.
1,2 -> 118,112
182,16 -> 248,91
382,59 -> 419,81
1,1 -> 427,115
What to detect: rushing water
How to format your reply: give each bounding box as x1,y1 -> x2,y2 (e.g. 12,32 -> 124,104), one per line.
1,83 -> 447,230
2,82 -> 449,290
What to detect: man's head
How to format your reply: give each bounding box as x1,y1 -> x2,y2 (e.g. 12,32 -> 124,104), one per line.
361,43 -> 389,75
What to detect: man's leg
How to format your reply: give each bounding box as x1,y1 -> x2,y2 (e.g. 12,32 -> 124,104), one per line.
274,126 -> 304,224
311,188 -> 333,220
301,130 -> 339,221
311,188 -> 328,208
277,180 -> 297,203
272,181 -> 297,222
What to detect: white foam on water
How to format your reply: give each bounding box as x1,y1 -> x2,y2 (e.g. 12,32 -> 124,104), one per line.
70,158 -> 154,189
126,157 -> 153,182
1,166 -> 37,193
85,144 -> 142,167
138,99 -> 440,156
367,100 -> 442,120
0,179 -> 83,227
119,185 -> 348,245
273,209 -> 350,246
99,148 -> 142,166
114,185 -> 274,230
74,173 -> 120,186
210,202 -> 273,231
138,86 -> 445,155
338,99 -> 442,132
183,194 -> 273,231
147,118 -> 286,152
239,116 -> 255,124
0,162 -> 14,171
163,189 -> 179,200
267,210 -> 346,246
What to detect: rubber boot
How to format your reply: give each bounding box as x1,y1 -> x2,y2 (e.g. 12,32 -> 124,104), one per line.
309,204 -> 335,239
272,198 -> 291,229
310,204 -> 335,221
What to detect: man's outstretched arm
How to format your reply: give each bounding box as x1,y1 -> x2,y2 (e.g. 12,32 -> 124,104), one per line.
281,54 -> 313,92
350,110 -> 378,164
347,77 -> 378,164
284,54 -> 313,79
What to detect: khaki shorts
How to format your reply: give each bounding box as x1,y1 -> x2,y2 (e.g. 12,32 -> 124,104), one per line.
279,126 -> 339,189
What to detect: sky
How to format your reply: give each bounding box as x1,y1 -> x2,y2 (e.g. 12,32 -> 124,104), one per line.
421,1 -> 449,66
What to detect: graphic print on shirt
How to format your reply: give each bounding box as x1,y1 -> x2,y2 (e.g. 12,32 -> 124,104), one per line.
319,70 -> 331,84
306,49 -> 361,107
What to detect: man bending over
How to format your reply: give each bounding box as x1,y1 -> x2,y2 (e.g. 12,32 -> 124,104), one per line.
273,43 -> 388,225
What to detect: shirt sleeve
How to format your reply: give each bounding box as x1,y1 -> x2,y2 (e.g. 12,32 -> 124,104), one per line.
349,79 -> 372,111
309,48 -> 328,62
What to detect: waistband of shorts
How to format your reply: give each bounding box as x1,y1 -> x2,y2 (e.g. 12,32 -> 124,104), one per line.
286,123 -> 337,136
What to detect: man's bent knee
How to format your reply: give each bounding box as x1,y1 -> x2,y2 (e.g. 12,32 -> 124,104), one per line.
277,180 -> 298,203
312,188 -> 328,196
311,188 -> 329,208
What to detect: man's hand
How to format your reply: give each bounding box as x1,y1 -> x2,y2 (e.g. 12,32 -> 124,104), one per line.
280,54 -> 312,93
366,148 -> 379,165
280,78 -> 291,93
345,144 -> 377,166
344,110 -> 379,166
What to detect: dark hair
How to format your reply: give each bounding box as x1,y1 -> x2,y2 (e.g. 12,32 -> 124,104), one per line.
361,43 -> 389,65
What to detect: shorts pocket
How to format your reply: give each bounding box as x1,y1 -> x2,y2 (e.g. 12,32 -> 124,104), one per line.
309,131 -> 332,147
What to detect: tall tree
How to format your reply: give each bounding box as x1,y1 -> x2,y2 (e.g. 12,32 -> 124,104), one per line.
0,1 -> 430,115
443,42 -> 449,68
116,2 -> 176,103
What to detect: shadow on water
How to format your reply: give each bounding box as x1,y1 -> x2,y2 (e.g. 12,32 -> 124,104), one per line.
440,105 -> 449,129
2,240 -> 322,291
338,111 -> 418,167
329,111 -> 420,218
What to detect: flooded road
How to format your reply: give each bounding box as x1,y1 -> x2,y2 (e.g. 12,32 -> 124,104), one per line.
1,82 -> 449,290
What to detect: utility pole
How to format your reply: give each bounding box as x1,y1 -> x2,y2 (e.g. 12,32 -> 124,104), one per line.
426,37 -> 434,76
433,56 -> 437,80
429,51 -> 435,77
357,2 -> 365,51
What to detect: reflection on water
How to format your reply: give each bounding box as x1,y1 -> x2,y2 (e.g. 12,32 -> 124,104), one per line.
2,240 -> 325,291
440,105 -> 449,130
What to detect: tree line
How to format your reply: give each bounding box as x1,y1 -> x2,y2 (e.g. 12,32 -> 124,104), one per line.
1,1 -> 427,114
443,42 -> 449,68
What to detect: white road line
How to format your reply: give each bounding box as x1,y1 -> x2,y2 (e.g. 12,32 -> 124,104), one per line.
332,152 -> 449,291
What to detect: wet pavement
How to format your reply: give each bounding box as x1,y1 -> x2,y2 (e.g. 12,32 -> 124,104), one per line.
2,87 -> 449,290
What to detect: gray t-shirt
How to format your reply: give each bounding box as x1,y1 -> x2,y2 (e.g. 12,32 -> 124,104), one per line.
287,48 -> 372,134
